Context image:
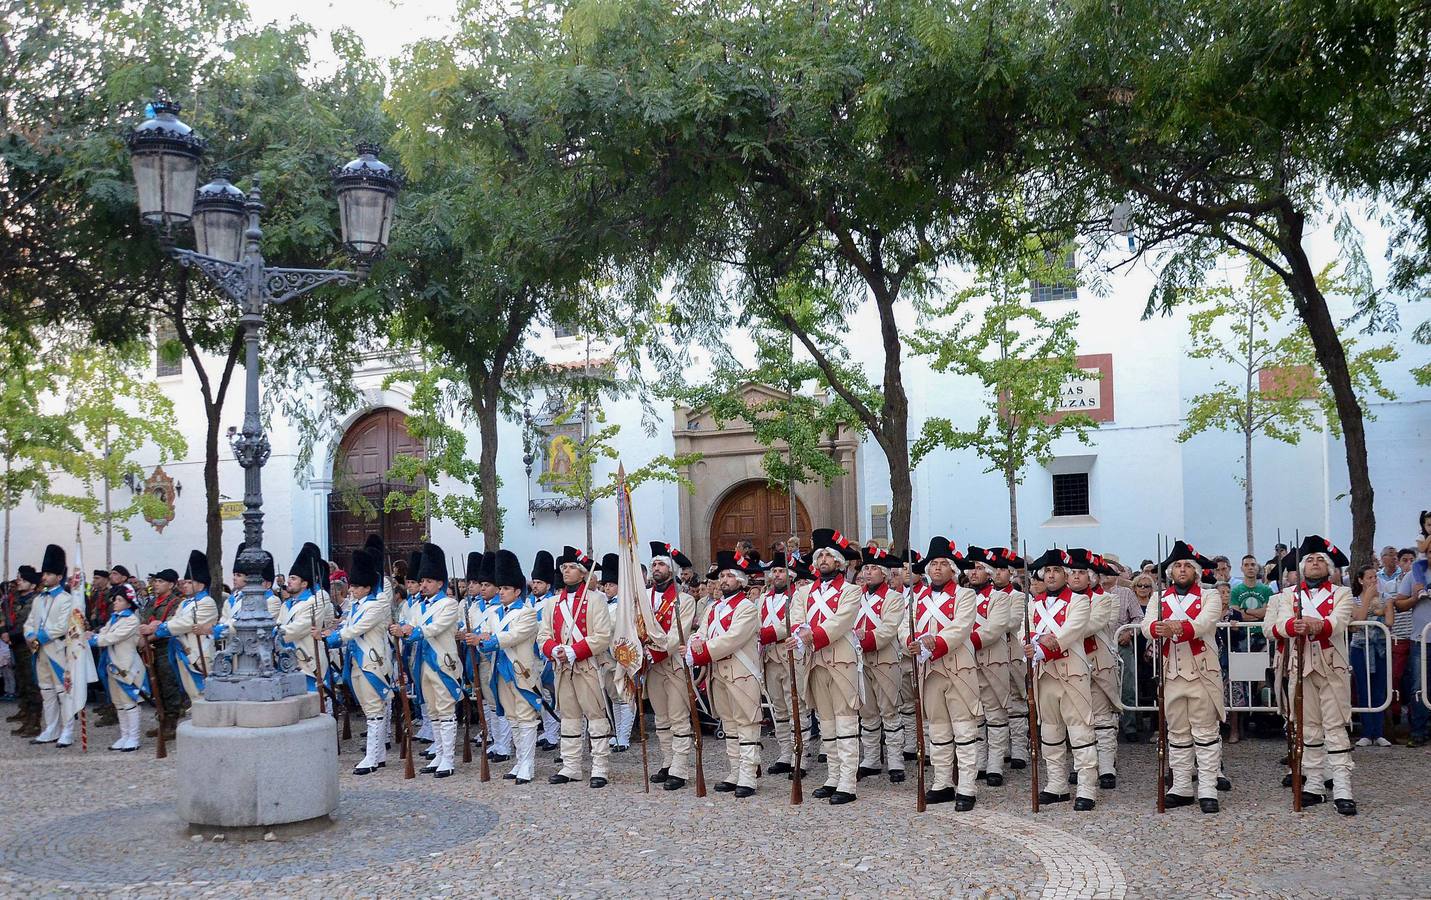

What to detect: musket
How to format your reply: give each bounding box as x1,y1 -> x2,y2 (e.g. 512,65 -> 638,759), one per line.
785,579 -> 803,806
467,641 -> 490,780
1290,534 -> 1304,812
391,631 -> 416,779
1021,540 -> 1038,814
1155,534 -> 1168,814
671,589 -> 706,797
907,555 -> 926,814
340,643 -> 352,742
139,641 -> 167,760
636,658 -> 651,793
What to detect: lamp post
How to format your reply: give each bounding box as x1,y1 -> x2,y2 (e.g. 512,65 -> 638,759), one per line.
127,99 -> 402,702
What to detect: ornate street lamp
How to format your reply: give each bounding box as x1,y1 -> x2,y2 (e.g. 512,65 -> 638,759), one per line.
126,100 -> 206,234
127,99 -> 402,703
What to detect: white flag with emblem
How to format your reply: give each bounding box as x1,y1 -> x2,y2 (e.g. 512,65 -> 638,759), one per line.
611,465 -> 663,701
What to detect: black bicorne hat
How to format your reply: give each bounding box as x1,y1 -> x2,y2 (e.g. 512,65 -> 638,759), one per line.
860,544 -> 893,568
555,545 -> 592,570
1159,540 -> 1213,576
811,528 -> 861,562
714,549 -> 757,575
41,544 -> 66,577
1027,548 -> 1073,573
648,541 -> 694,570
985,548 -> 1024,569
184,549 -> 211,587
530,550 -> 556,584
1283,534 -> 1350,572
494,549 -> 525,590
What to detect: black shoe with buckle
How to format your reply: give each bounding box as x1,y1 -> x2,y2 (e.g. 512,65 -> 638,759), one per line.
829,791 -> 857,805
1216,776 -> 1232,792
1009,758 -> 1027,770
1038,791 -> 1070,804
650,767 -> 669,784
768,761 -> 793,775
548,773 -> 574,785
812,785 -> 836,799
515,777 -> 531,785
954,794 -> 976,812
503,772 -> 516,780
589,776 -> 607,789
734,785 -> 755,798
856,766 -> 881,780
1199,798 -> 1220,814
1334,799 -> 1357,816
1164,792 -> 1195,808
1073,797 -> 1095,811
714,781 -> 736,793
1099,773 -> 1117,790
487,752 -> 510,762
1299,791 -> 1325,806
925,787 -> 956,804
435,767 -> 454,779
663,776 -> 686,791
420,763 -> 438,775
985,772 -> 1004,787
889,769 -> 905,784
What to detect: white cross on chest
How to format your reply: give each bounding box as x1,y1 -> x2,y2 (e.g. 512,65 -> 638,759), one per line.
761,592 -> 787,629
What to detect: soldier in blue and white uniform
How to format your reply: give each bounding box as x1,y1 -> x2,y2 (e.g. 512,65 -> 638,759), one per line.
399,549 -> 431,745
528,550 -> 560,750
275,545 -> 331,693
89,584 -> 149,751
323,547 -> 394,775
466,551 -> 513,762
466,549 -> 543,783
210,546 -> 276,644
140,550 -> 217,705
24,544 -> 84,746
389,543 -> 463,777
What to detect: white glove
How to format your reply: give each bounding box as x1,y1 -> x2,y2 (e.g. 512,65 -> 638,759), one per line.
553,645 -> 572,665
684,647 -> 694,667
1032,641 -> 1047,665
916,647 -> 932,667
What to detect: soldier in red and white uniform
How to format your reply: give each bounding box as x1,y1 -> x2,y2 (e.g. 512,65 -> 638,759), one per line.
905,537 -> 982,810
854,545 -> 907,784
643,542 -> 701,791
1022,549 -> 1097,810
788,528 -> 863,805
1074,550 -> 1123,790
756,551 -> 805,776
956,547 -> 1013,787
686,550 -> 763,796
987,548 -> 1030,772
537,546 -> 613,788
1266,534 -> 1356,815
891,549 -> 923,763
1142,539 -> 1224,813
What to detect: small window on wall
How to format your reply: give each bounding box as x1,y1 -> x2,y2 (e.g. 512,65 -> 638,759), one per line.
870,504 -> 889,541
1030,247 -> 1078,303
1051,472 -> 1090,517
553,321 -> 575,339
155,320 -> 182,377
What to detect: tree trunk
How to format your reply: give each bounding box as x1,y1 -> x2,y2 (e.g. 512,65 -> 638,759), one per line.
882,425 -> 913,554
1278,216 -> 1374,566
1244,427 -> 1255,557
473,381 -> 502,552
1006,457 -> 1020,552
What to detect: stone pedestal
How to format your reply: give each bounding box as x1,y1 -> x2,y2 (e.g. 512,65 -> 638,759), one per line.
176,695 -> 338,829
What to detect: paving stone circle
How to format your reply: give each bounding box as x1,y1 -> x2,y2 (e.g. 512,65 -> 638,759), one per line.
0,789 -> 497,887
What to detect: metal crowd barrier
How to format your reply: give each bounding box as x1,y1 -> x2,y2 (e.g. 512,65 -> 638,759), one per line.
1112,619 -> 1393,714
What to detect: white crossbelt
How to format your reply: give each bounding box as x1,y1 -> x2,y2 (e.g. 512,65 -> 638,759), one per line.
708,595 -> 764,684
761,592 -> 788,630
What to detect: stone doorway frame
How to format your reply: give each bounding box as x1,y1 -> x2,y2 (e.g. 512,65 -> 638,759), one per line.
672,383 -> 861,573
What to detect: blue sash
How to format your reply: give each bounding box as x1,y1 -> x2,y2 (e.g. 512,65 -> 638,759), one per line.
484,597 -> 542,716
166,591 -> 209,692
410,591 -> 462,704
95,610 -> 148,703
331,593 -> 392,701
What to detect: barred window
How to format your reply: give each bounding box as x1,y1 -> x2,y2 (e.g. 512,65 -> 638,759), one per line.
1052,472 -> 1090,517
1031,248 -> 1078,303
155,320 -> 182,377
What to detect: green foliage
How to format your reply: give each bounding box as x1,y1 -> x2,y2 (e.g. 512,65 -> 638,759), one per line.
378,365 -> 497,541
907,249 -> 1097,479
1179,257 -> 1397,447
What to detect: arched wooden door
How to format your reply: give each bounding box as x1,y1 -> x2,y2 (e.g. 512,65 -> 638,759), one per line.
708,481 -> 810,562
328,408 -> 426,573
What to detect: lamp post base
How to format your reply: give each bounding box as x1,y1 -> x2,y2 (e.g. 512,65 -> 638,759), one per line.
176,696 -> 338,828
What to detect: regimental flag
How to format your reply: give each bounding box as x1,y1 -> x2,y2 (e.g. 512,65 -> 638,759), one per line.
611,464 -> 664,702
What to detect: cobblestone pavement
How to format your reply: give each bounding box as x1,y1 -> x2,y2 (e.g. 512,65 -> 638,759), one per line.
1,702 -> 1426,898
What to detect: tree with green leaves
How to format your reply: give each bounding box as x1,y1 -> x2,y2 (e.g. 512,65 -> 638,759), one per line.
45,345 -> 188,565
481,0 -> 1024,551
977,0 -> 1424,563
908,252 -> 1097,550
1179,257 -> 1396,555
4,2 -> 394,583
377,365 -> 492,541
